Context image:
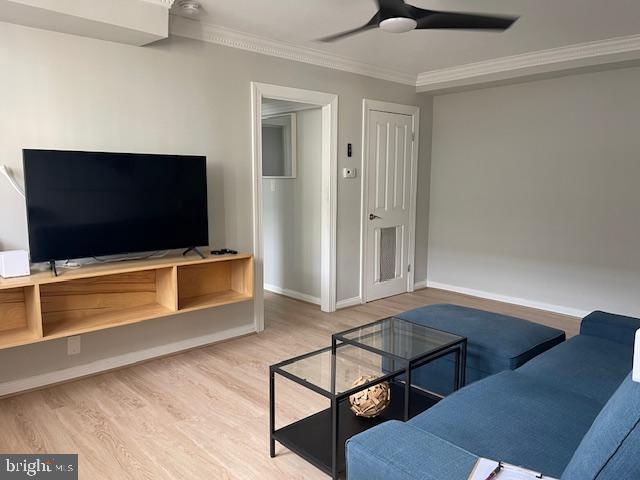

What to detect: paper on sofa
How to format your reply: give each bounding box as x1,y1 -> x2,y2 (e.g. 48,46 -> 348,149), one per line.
468,458 -> 558,480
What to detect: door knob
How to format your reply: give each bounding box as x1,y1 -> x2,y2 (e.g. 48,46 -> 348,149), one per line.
369,214 -> 381,220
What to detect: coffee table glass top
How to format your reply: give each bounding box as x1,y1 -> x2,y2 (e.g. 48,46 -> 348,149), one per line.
277,344 -> 387,396
335,317 -> 464,361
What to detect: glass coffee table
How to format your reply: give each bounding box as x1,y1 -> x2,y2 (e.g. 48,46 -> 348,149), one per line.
269,316 -> 467,479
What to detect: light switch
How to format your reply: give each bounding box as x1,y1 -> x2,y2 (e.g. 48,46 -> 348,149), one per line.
343,168 -> 357,179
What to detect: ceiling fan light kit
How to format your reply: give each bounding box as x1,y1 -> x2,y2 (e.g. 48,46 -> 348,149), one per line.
318,0 -> 518,42
379,17 -> 417,33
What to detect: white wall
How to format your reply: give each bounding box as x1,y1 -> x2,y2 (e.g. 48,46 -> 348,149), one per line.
0,22 -> 431,390
427,66 -> 640,317
263,107 -> 322,302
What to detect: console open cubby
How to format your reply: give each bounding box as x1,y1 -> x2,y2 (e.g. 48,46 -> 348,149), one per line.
39,268 -> 178,339
0,285 -> 42,348
177,256 -> 253,311
0,254 -> 253,350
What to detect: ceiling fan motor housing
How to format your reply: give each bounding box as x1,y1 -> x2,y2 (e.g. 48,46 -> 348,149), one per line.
379,17 -> 417,33
379,1 -> 417,33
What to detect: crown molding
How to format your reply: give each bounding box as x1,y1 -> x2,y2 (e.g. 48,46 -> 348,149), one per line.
416,34 -> 640,92
167,15 -> 640,92
168,15 -> 417,86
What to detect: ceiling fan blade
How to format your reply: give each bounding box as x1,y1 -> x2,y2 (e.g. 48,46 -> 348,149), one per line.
377,0 -> 405,8
317,25 -> 376,42
409,7 -> 518,31
377,0 -> 410,17
317,13 -> 381,42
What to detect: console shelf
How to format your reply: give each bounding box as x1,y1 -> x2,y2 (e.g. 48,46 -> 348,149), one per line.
0,254 -> 253,350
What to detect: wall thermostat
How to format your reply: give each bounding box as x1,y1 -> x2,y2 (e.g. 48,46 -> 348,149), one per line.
343,168 -> 357,179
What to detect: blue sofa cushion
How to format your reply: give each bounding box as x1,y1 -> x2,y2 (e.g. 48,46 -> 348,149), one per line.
347,421 -> 478,480
517,335 -> 633,405
396,304 -> 566,372
409,371 -> 604,478
580,311 -> 640,347
562,374 -> 640,480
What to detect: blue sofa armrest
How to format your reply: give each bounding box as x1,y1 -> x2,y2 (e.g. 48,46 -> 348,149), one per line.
580,311 -> 640,347
347,420 -> 478,480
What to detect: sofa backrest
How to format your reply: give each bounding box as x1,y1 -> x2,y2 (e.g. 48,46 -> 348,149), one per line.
580,311 -> 640,347
561,370 -> 640,479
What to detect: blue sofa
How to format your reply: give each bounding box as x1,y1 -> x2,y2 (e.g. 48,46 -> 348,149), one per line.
347,311 -> 640,480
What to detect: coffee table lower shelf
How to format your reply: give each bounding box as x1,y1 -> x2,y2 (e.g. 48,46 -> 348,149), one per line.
272,382 -> 439,477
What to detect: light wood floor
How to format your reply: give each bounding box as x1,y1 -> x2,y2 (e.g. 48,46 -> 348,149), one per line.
0,288 -> 579,479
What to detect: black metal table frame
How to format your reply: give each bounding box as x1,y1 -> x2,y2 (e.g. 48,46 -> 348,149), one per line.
269,321 -> 467,479
332,319 -> 468,421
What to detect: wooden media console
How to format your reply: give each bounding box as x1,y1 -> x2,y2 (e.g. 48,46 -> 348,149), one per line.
0,254 -> 254,350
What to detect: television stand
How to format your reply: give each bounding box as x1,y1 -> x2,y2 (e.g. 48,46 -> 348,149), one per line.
0,253 -> 254,351
49,260 -> 58,277
182,247 -> 206,259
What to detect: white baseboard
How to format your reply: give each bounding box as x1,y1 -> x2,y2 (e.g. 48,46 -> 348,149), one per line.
0,323 -> 256,397
413,280 -> 428,290
264,283 -> 321,305
426,280 -> 589,318
336,296 -> 362,309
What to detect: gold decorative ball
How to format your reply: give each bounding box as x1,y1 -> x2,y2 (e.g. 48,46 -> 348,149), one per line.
349,375 -> 391,418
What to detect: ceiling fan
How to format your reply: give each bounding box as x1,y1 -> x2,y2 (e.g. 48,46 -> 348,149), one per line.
318,0 -> 519,42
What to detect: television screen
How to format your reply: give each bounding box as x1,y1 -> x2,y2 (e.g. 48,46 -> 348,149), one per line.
23,149 -> 209,263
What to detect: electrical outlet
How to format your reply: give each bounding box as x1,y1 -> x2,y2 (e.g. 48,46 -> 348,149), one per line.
67,336 -> 81,355
343,168 -> 357,179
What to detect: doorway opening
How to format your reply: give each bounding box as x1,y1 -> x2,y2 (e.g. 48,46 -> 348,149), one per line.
251,83 -> 338,331
262,99 -> 323,307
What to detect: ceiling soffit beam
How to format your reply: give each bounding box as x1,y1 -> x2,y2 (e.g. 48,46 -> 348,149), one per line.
0,0 -> 172,46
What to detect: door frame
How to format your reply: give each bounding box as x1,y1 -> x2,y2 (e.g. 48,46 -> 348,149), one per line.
251,82 -> 339,331
360,99 -> 420,303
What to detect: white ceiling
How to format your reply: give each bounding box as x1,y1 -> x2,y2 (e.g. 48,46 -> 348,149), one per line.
171,0 -> 640,76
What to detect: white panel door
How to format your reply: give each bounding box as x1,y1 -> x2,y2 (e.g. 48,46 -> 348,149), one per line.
365,110 -> 415,302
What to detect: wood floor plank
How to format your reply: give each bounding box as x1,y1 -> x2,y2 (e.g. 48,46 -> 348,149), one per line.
0,288 -> 579,479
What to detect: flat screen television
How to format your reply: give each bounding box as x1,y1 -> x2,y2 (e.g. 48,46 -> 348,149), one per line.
23,149 -> 209,263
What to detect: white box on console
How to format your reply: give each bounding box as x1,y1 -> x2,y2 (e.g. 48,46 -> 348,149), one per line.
0,250 -> 30,278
